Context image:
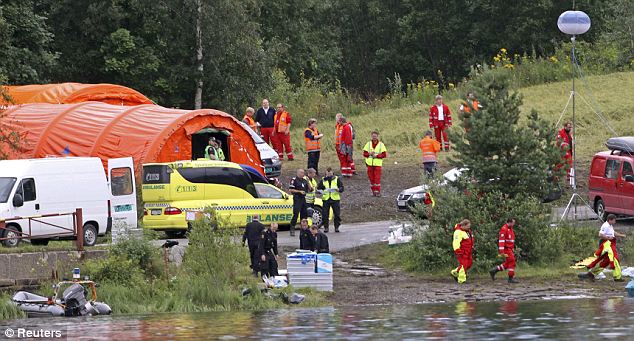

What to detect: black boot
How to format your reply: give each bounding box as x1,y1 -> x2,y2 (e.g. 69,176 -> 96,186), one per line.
489,267 -> 499,280
290,226 -> 296,236
324,226 -> 329,233
335,226 -> 340,233
507,277 -> 519,284
578,271 -> 595,281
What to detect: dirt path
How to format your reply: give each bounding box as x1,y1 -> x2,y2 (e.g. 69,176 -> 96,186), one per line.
330,244 -> 629,305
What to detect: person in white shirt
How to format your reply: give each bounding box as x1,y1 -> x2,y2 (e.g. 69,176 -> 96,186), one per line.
579,214 -> 627,281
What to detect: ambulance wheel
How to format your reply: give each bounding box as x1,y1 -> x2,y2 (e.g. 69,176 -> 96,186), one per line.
2,225 -> 21,247
311,206 -> 324,227
595,199 -> 608,221
82,223 -> 98,247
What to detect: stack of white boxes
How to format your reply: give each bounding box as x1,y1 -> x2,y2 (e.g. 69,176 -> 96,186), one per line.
287,252 -> 333,291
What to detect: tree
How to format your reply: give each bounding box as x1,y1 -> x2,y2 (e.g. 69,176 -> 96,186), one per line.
0,0 -> 57,84
449,71 -> 562,199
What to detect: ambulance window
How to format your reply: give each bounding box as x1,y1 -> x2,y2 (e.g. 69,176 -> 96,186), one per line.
255,184 -> 284,199
111,167 -> 133,196
604,160 -> 621,179
622,162 -> 633,179
143,165 -> 170,184
17,178 -> 37,202
178,167 -> 258,197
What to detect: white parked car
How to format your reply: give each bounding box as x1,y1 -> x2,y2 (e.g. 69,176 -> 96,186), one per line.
0,157 -> 137,247
240,122 -> 281,179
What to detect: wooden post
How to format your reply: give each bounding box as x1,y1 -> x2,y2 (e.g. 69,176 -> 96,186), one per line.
75,208 -> 84,251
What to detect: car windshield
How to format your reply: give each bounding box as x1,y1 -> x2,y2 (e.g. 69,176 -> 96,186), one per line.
240,122 -> 265,144
0,177 -> 17,203
255,183 -> 284,199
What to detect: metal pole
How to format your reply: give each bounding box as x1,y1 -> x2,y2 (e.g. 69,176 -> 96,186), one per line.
571,36 -> 578,223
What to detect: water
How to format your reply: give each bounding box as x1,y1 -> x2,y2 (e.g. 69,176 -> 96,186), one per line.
1,298 -> 634,340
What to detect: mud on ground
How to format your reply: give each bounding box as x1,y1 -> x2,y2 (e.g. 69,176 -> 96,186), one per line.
329,243 -> 628,306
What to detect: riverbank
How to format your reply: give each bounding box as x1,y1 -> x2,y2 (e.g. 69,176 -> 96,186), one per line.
331,243 -> 630,306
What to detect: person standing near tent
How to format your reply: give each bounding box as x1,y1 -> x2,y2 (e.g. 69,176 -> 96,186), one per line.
489,218 -> 519,283
419,130 -> 441,176
429,95 -> 452,151
272,103 -> 294,161
255,99 -> 276,146
578,214 -> 626,282
556,121 -> 573,181
451,219 -> 473,284
304,118 -> 323,172
339,116 -> 355,178
204,137 -> 219,160
362,131 -> 387,197
243,107 -> 258,132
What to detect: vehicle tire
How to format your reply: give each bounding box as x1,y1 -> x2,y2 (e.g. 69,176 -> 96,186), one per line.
165,230 -> 186,239
311,206 -> 324,227
2,225 -> 21,247
82,223 -> 98,247
595,199 -> 608,221
30,239 -> 49,246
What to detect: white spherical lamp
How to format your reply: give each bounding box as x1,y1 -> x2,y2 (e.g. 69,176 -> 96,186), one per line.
557,11 -> 591,35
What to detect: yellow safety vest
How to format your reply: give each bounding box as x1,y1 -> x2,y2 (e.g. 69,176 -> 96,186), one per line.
321,176 -> 340,201
305,176 -> 317,204
363,141 -> 387,167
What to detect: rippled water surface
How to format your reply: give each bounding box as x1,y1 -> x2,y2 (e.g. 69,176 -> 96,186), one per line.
2,298 -> 634,340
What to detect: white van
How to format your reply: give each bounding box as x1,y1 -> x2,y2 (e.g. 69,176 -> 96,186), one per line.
239,122 -> 282,179
0,157 -> 137,247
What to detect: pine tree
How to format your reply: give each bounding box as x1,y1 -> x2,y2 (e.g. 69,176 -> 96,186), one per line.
449,72 -> 562,199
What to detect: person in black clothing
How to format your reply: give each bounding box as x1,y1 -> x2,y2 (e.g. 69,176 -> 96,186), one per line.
299,218 -> 315,251
288,168 -> 311,237
255,98 -> 276,146
311,225 -> 329,253
257,222 -> 279,278
317,167 -> 344,233
242,215 -> 265,276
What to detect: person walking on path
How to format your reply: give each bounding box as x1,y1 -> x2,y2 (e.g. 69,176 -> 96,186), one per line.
311,225 -> 330,253
255,99 -> 276,146
288,169 -> 311,236
242,215 -> 265,276
317,167 -> 344,233
490,218 -> 519,283
299,218 -> 315,251
362,131 -> 387,197
419,130 -> 441,176
338,116 -> 355,178
578,214 -> 627,282
272,103 -> 294,160
305,118 -> 323,172
451,219 -> 474,284
243,107 -> 258,132
429,95 -> 452,151
257,222 -> 279,278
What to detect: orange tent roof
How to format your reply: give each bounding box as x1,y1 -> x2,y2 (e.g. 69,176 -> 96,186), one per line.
0,102 -> 264,175
1,83 -> 154,106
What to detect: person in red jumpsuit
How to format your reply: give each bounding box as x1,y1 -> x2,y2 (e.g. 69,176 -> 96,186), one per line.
338,116 -> 355,177
451,219 -> 473,284
490,218 -> 519,283
556,121 -> 573,181
429,95 -> 452,151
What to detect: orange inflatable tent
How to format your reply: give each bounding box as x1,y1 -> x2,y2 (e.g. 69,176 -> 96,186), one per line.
1,83 -> 154,106
0,102 -> 264,175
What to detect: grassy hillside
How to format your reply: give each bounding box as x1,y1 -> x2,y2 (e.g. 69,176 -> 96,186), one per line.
290,71 -> 634,170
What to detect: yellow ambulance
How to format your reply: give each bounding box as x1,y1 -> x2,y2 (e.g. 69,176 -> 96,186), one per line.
141,160 -> 326,237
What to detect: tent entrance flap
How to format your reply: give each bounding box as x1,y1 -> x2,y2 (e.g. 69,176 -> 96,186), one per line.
192,128 -> 230,160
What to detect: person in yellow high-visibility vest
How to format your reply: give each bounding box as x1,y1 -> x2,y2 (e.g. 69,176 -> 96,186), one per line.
317,167 -> 344,233
451,219 -> 474,284
362,131 -> 387,197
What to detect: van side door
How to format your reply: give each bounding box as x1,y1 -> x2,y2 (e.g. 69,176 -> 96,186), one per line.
618,160 -> 634,215
108,157 -> 138,230
12,178 -> 41,236
603,158 -> 622,213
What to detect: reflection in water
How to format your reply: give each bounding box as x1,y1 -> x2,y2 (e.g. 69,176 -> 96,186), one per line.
0,298 -> 633,340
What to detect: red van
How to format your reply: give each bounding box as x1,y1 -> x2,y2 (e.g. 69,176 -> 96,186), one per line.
588,137 -> 634,220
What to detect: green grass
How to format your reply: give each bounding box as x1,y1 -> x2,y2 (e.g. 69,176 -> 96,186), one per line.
0,294 -> 26,320
290,71 -> 634,170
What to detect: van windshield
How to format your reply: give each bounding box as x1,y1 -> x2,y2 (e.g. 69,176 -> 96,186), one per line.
0,177 -> 17,203
240,122 -> 265,144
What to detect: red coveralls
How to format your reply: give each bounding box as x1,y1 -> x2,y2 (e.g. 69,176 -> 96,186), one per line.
451,224 -> 474,283
556,128 -> 573,179
586,239 -> 622,280
273,111 -> 294,160
496,223 -> 516,279
362,140 -> 387,196
429,104 -> 452,150
339,122 -> 355,177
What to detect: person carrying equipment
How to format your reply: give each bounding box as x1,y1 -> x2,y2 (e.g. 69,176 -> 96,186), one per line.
451,219 -> 473,284
578,214 -> 627,282
490,218 -> 519,283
